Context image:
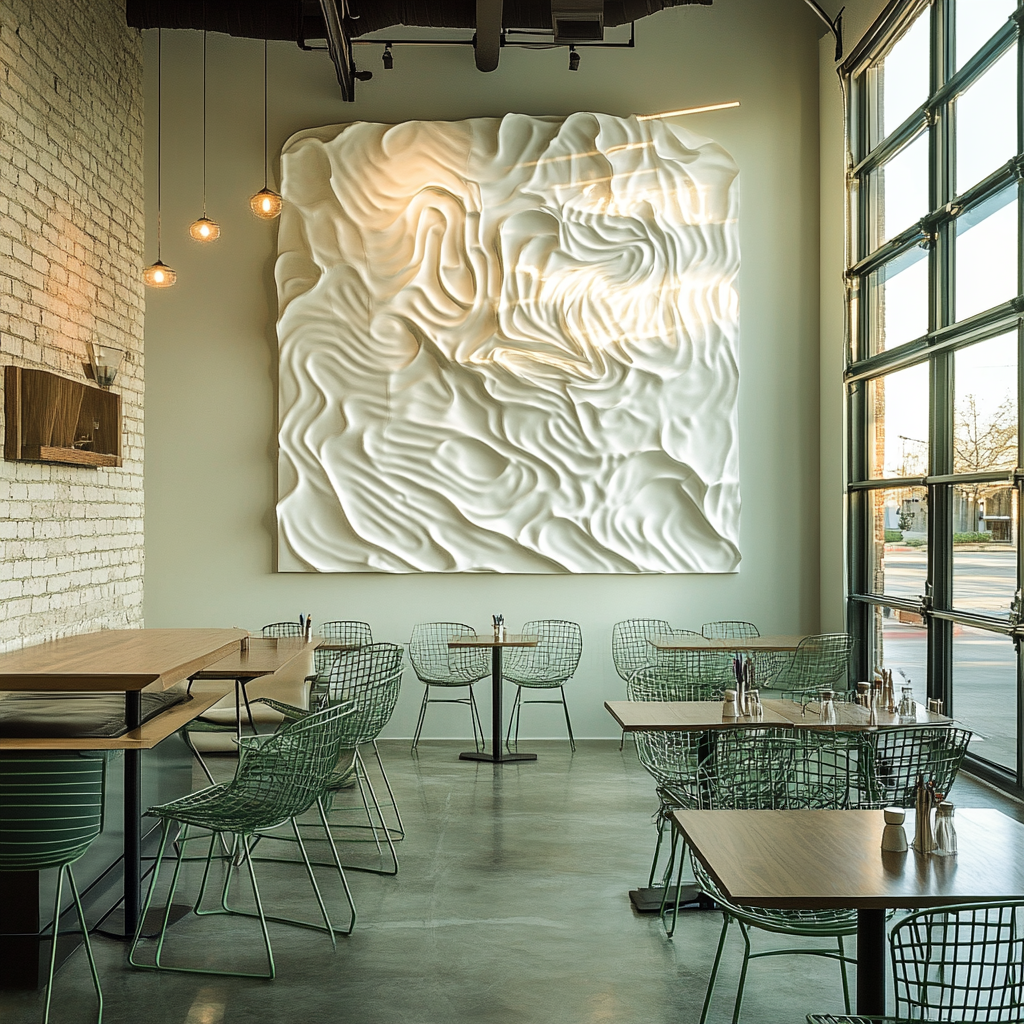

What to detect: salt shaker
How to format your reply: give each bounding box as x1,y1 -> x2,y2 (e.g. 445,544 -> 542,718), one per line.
881,807 -> 908,852
748,688 -> 763,719
819,689 -> 837,725
934,801 -> 957,857
723,688 -> 738,717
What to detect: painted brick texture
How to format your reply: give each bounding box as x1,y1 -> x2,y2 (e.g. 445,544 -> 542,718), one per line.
0,0 -> 145,650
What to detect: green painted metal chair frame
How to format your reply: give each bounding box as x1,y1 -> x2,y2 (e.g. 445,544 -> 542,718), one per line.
700,619 -> 786,688
408,622 -> 488,751
253,644 -> 406,876
261,621 -> 305,637
0,751 -> 106,1024
611,618 -> 672,749
666,728 -> 859,1024
807,1017 -> 917,1023
853,726 -> 972,809
626,665 -> 715,897
808,900 -> 1024,1023
766,633 -> 854,701
503,619 -> 582,752
128,702 -> 357,979
311,620 -> 373,699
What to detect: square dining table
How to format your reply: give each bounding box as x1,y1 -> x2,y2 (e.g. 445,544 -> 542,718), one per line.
448,634 -> 539,764
672,807 -> 1024,1017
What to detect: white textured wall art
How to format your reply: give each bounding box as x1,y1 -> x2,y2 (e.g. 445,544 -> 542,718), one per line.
275,113 -> 740,573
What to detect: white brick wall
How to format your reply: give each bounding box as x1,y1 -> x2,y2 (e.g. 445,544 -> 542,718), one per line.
0,0 -> 145,650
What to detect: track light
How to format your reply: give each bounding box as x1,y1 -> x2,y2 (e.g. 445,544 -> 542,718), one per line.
382,42 -> 393,70
568,45 -> 580,71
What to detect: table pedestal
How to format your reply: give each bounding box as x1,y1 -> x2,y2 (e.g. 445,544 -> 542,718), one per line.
460,646 -> 537,764
857,908 -> 886,1016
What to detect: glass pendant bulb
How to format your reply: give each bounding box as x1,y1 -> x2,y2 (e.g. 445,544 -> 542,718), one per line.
143,260 -> 177,288
250,187 -> 282,219
189,216 -> 220,241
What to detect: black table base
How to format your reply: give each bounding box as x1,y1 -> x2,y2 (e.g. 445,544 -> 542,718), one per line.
459,750 -> 537,763
460,644 -> 538,765
628,884 -> 717,913
857,907 -> 886,1016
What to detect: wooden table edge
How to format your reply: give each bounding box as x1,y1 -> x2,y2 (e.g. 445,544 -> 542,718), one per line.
447,635 -> 541,648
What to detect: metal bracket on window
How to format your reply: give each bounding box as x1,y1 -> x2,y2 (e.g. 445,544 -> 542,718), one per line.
1009,590 -> 1023,628
918,232 -> 936,250
920,583 -> 934,619
924,108 -> 938,127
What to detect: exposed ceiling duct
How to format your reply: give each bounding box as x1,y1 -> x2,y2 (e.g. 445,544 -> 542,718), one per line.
125,0 -> 713,100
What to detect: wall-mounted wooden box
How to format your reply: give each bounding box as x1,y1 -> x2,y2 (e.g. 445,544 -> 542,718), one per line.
4,366 -> 121,468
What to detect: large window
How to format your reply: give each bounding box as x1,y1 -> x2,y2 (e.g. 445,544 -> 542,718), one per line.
845,0 -> 1023,794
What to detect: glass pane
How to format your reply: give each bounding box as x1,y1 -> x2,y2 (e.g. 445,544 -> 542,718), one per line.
955,45 -> 1017,195
955,187 -> 1018,321
868,604 -> 927,706
866,246 -> 929,355
952,484 -> 1018,617
868,361 -> 930,477
956,0 -> 1016,70
953,332 -> 1018,475
868,134 -> 930,250
953,624 -> 1017,771
870,11 -> 932,147
868,486 -> 929,598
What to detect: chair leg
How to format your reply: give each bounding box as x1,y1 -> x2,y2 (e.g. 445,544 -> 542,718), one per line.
411,686 -> 430,750
316,797 -> 357,935
469,688 -> 485,752
181,728 -> 217,787
838,934 -> 851,1013
42,864 -> 65,1024
65,864 -> 103,1024
732,920 -> 753,1024
505,687 -> 522,750
559,686 -> 576,752
290,818 -> 337,949
371,740 -> 405,838
699,913 -> 732,1024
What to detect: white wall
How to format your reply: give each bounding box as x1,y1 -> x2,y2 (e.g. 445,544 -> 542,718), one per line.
143,0 -> 824,739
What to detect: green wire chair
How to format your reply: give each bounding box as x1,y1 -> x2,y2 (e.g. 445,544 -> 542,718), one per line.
503,619 -> 582,752
409,622 -> 488,751
261,621 -> 304,637
626,664 -> 714,899
129,702 -> 357,979
808,900 -> 1024,1023
255,643 -> 406,875
768,633 -> 855,702
311,620 -> 373,700
669,728 -> 858,1024
701,620 -> 785,687
854,726 -> 972,809
0,752 -> 105,1024
611,619 -> 672,749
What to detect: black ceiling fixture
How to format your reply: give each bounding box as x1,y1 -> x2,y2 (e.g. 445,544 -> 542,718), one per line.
126,0 -> 711,99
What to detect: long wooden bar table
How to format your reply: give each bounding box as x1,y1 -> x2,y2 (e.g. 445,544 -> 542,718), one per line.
673,808 -> 1024,1017
0,628 -> 248,938
648,634 -> 810,652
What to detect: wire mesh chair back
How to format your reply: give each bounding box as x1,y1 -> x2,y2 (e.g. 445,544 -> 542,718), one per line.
701,620 -> 760,639
409,622 -> 489,686
262,621 -> 304,637
160,702 -> 356,833
769,632 -> 853,693
325,643 -> 404,744
0,752 -> 105,871
627,663 -> 718,702
854,726 -> 972,809
315,620 -> 373,675
503,620 -> 582,687
634,730 -> 707,810
890,901 -> 1024,1021
611,619 -> 672,682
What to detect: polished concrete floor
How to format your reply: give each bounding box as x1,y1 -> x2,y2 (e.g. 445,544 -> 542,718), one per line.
3,740 -> 1022,1024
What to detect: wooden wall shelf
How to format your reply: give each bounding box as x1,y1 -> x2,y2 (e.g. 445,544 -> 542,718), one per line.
4,366 -> 121,468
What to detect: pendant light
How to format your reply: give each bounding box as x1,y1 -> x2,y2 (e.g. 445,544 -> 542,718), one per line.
144,28 -> 177,287
189,28 -> 220,242
249,36 -> 282,219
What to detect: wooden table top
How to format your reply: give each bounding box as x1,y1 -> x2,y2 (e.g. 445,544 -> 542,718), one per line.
673,808 -> 1024,910
191,636 -> 321,679
649,634 -> 810,651
763,698 -> 952,730
448,634 -> 540,648
0,628 -> 249,692
605,700 -> 795,731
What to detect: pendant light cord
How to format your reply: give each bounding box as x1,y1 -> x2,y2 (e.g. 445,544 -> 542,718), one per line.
202,26 -> 208,217
263,36 -> 269,188
156,26 -> 163,261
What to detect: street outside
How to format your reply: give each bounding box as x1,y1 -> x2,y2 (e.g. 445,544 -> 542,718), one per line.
876,544 -> 1018,771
